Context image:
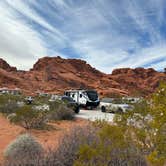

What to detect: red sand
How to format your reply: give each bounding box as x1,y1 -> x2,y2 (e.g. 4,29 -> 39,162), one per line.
0,114 -> 88,161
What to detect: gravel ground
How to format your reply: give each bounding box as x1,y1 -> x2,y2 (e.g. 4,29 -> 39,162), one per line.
75,109 -> 114,122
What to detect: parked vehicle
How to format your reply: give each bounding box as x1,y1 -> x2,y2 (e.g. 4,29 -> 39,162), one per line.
122,97 -> 141,104
25,96 -> 34,105
61,96 -> 80,114
64,89 -> 100,109
49,94 -> 61,102
100,98 -> 133,113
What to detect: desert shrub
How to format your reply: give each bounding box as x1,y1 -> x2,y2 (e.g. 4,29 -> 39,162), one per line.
45,122 -> 146,166
114,82 -> 166,166
9,105 -> 48,129
48,100 -> 74,120
34,96 -> 50,105
0,95 -> 21,114
45,124 -> 97,166
4,134 -> 44,165
0,101 -> 19,114
74,123 -> 147,166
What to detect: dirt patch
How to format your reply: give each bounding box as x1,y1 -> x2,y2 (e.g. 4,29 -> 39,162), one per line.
0,114 -> 88,162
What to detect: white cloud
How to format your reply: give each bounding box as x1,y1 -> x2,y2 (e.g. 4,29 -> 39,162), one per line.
0,1 -> 48,70
0,0 -> 165,73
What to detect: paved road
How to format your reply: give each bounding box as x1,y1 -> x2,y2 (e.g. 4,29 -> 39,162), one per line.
75,109 -> 114,122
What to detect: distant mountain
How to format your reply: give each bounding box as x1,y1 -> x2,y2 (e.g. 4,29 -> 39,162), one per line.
0,56 -> 165,96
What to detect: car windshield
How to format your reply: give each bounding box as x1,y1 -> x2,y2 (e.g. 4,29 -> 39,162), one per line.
101,98 -> 113,103
62,96 -> 74,102
86,90 -> 98,101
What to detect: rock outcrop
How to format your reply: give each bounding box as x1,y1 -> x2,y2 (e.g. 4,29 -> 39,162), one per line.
0,56 -> 165,97
0,58 -> 17,72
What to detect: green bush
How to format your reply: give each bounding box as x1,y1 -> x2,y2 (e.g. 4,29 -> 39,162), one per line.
74,123 -> 147,166
48,100 -> 74,120
0,94 -> 21,114
9,105 -> 48,129
0,101 -> 19,114
45,124 -> 97,166
114,82 -> 166,166
4,134 -> 43,164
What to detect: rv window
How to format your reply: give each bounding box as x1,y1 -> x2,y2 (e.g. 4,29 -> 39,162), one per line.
80,94 -> 82,98
72,94 -> 75,98
65,92 -> 69,96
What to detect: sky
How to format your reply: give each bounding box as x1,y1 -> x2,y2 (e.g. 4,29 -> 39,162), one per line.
0,0 -> 166,73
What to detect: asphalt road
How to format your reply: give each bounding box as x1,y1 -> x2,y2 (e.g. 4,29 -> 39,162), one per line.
75,109 -> 114,122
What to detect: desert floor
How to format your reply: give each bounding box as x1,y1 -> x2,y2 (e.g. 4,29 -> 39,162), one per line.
0,114 -> 88,162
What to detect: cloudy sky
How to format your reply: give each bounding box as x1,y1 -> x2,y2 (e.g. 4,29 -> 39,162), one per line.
0,0 -> 166,73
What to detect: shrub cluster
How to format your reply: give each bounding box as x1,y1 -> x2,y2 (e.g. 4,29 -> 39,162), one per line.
114,82 -> 166,165
4,134 -> 44,166
48,100 -> 74,121
9,105 -> 48,129
0,94 -> 75,130
45,124 -> 97,166
74,123 -> 147,166
0,95 -> 20,114
3,124 -> 96,166
3,123 -> 147,166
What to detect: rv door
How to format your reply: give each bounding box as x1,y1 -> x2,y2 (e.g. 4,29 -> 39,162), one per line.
78,92 -> 87,105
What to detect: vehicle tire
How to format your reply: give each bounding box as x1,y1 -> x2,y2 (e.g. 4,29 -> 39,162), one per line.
87,106 -> 93,110
75,106 -> 80,114
90,106 -> 93,110
101,106 -> 106,112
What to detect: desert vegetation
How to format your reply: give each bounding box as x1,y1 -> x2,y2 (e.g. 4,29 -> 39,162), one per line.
1,82 -> 166,166
114,82 -> 166,166
0,94 -> 75,130
0,94 -> 22,114
48,100 -> 74,121
2,122 -> 147,166
4,134 -> 43,165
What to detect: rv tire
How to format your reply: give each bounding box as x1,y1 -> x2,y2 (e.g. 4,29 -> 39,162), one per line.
101,106 -> 106,112
75,106 -> 80,114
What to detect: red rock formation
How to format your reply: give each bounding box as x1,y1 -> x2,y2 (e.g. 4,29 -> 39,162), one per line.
0,56 -> 165,97
0,58 -> 17,72
110,67 -> 165,96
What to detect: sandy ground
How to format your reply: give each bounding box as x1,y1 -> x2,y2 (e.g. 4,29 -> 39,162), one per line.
0,109 -> 113,162
0,114 -> 88,162
76,109 -> 114,122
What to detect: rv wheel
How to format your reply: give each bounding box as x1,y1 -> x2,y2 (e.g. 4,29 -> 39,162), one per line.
101,106 -> 106,112
90,106 -> 93,110
75,106 -> 80,114
87,106 -> 93,110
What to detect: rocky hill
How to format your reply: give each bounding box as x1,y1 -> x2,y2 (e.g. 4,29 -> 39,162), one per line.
0,58 -> 17,72
0,57 -> 165,97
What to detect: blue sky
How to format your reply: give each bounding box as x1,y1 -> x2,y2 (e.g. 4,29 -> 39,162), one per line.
0,0 -> 166,73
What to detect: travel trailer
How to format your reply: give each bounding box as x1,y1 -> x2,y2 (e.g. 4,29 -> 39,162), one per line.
0,87 -> 21,95
64,89 -> 100,109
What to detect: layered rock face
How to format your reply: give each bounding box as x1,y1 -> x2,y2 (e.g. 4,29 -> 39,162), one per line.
0,57 -> 165,96
110,67 -> 166,95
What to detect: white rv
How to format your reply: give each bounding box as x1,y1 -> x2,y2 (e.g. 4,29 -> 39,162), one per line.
64,89 -> 100,109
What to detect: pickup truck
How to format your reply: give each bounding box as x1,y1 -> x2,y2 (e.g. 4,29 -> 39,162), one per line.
100,98 -> 133,113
